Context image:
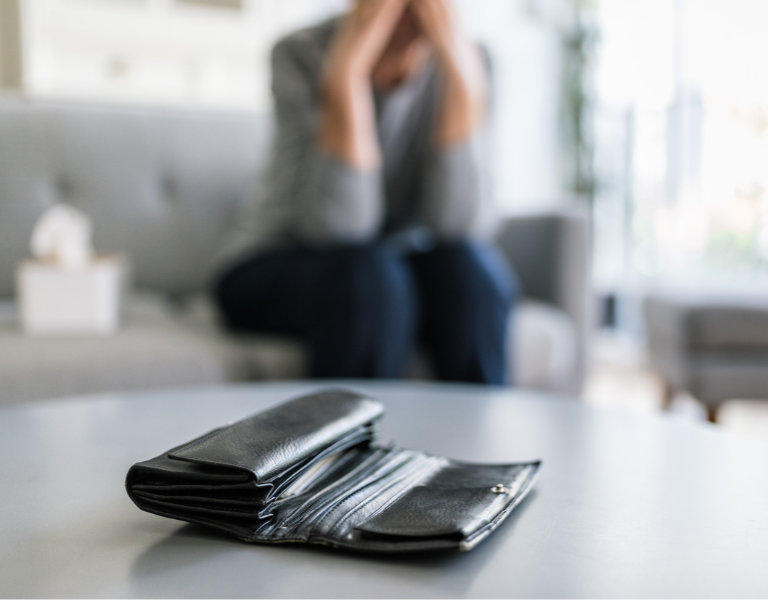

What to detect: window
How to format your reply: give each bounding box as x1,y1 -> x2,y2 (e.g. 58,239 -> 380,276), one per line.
594,0 -> 768,296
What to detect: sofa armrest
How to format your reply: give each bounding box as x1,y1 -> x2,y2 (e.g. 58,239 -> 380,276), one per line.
495,210 -> 592,393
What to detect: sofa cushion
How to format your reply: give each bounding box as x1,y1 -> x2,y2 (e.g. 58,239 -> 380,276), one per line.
0,292 -> 579,405
179,295 -> 307,380
0,293 -> 250,405
645,293 -> 768,402
646,293 -> 768,350
687,351 -> 768,402
688,306 -> 768,349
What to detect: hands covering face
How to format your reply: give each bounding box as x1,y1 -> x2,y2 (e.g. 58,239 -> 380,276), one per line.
334,0 -> 458,77
319,0 -> 482,167
408,0 -> 458,58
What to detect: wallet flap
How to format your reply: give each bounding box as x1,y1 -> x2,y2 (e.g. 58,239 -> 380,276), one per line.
353,461 -> 539,538
168,389 -> 383,483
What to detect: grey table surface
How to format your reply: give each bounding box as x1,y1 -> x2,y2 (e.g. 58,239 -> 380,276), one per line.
2,381 -> 768,598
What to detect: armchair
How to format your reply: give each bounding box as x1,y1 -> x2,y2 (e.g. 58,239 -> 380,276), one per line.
645,290 -> 768,422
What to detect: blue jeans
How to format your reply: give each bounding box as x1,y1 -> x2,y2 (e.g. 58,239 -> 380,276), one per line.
214,241 -> 518,384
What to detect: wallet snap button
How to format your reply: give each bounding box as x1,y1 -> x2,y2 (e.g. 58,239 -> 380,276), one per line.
491,484 -> 509,494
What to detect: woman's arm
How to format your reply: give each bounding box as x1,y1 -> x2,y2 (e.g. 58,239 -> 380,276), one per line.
412,0 -> 496,239
267,33 -> 385,245
318,0 -> 408,170
411,0 -> 488,147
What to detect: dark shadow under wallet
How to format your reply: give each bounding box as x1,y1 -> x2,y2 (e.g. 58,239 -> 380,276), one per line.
125,389 -> 540,553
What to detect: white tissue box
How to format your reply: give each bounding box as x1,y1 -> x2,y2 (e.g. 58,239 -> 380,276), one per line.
17,255 -> 124,335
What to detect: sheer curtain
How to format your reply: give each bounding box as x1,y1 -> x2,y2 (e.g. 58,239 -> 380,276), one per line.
593,0 -> 768,325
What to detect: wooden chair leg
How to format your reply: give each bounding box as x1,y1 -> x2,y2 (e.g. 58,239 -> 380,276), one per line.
661,381 -> 674,411
706,403 -> 721,424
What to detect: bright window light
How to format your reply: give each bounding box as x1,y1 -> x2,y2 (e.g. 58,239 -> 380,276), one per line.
594,0 -> 768,289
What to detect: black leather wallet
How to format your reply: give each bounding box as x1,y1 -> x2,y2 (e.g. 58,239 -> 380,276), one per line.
126,389 -> 540,553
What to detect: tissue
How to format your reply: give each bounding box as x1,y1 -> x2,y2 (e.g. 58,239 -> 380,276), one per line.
19,204 -> 124,335
30,204 -> 94,269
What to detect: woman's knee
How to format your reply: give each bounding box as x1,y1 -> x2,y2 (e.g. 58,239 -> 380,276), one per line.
413,241 -> 519,308
321,243 -> 416,320
310,244 -> 417,378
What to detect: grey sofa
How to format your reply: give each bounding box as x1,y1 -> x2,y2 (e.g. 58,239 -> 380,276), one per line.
0,97 -> 591,405
646,290 -> 768,422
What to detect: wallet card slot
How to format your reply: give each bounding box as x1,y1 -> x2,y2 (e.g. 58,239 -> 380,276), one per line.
265,426 -> 375,501
280,450 -> 349,498
298,450 -> 437,540
269,446 -> 404,535
322,454 -> 446,540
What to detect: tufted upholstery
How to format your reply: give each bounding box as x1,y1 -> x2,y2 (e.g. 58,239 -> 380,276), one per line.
0,98 -> 272,296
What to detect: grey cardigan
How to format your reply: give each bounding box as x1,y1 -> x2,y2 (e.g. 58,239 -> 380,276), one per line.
218,18 -> 496,267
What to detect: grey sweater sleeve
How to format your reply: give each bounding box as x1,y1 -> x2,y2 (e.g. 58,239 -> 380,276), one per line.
419,130 -> 497,240
270,37 -> 385,245
417,44 -> 497,242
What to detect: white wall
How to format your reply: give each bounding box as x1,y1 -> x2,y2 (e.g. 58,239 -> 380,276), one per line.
19,0 -> 347,111
456,0 -> 571,210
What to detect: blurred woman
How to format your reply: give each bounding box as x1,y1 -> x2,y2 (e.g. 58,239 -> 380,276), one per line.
214,0 -> 518,384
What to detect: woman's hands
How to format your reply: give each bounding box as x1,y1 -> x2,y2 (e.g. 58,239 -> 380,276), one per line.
318,0 -> 409,170
410,0 -> 488,147
317,0 -> 487,168
409,0 -> 455,59
327,0 -> 410,79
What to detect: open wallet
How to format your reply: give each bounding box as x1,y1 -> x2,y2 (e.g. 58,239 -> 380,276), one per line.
125,389 -> 541,553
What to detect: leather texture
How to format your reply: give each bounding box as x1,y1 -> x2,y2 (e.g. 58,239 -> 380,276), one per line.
126,388 -> 540,553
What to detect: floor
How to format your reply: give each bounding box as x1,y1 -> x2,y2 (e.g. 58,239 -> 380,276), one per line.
582,330 -> 768,445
